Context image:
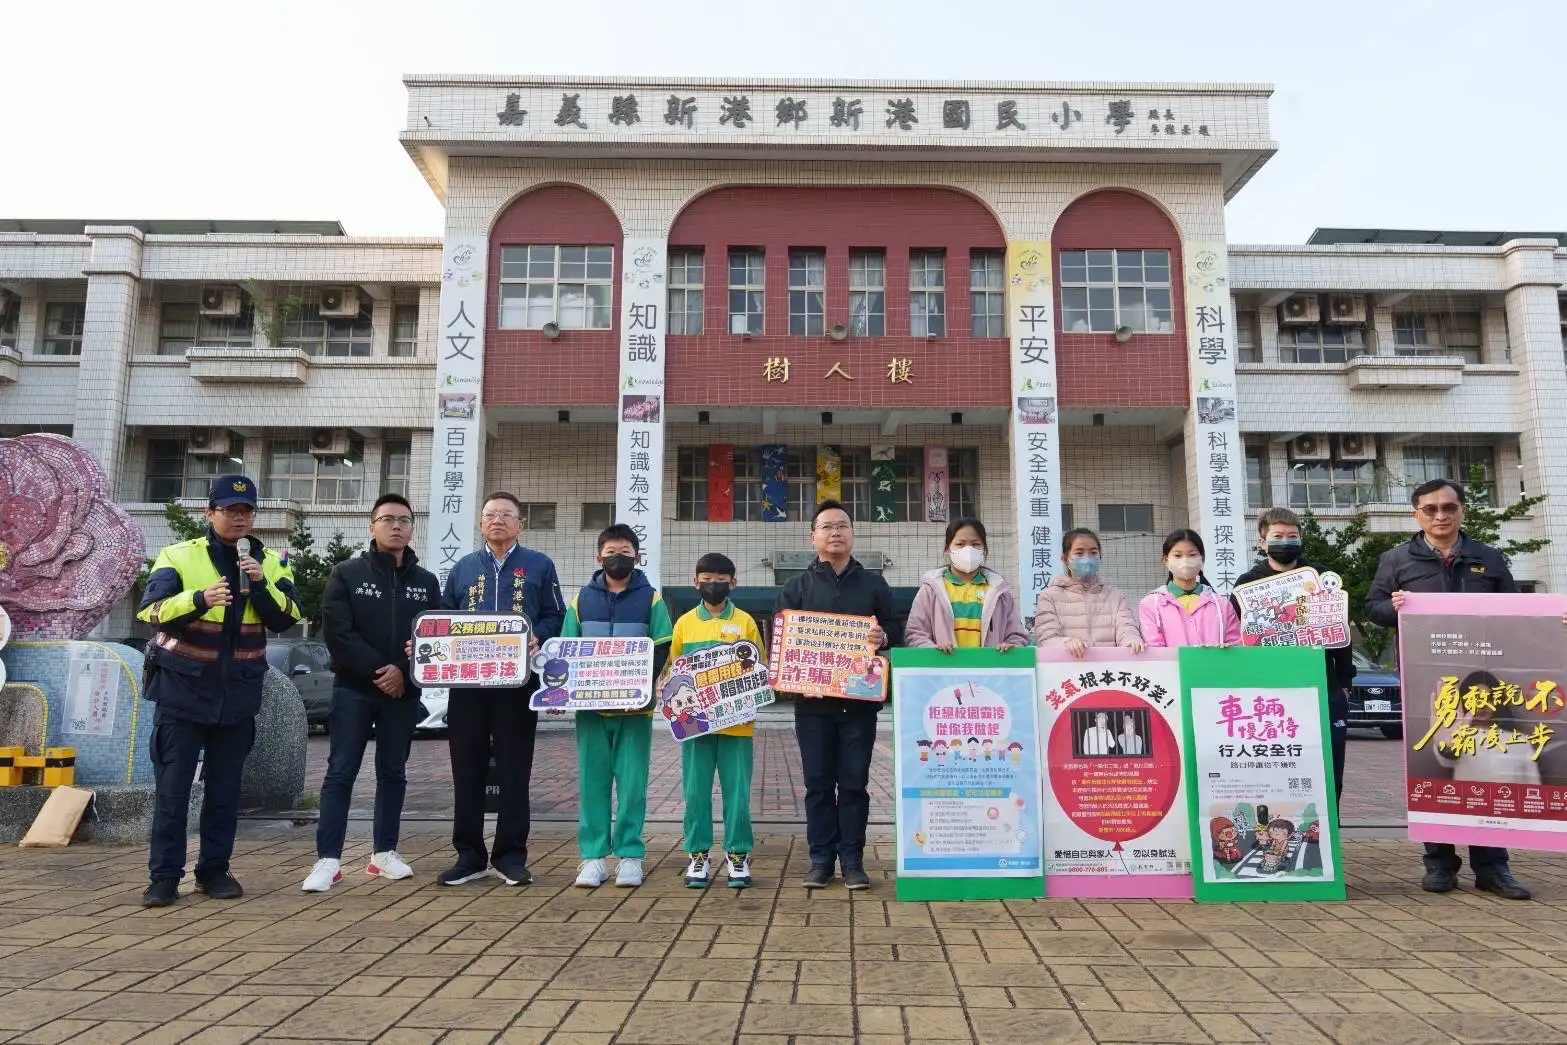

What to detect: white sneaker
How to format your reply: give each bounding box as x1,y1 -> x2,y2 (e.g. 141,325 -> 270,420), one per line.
725,851 -> 753,889
615,858 -> 645,888
301,858 -> 342,893
367,851 -> 412,880
683,852 -> 710,888
574,858 -> 609,888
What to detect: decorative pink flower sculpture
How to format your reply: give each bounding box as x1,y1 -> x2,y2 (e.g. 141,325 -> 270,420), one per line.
0,434 -> 145,639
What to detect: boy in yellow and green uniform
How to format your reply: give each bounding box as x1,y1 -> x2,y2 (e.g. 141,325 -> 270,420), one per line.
671,553 -> 763,888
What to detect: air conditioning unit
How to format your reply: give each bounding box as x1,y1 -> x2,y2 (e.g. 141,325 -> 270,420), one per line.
318,287 -> 360,317
309,428 -> 350,456
1337,434 -> 1377,462
187,427 -> 232,456
1289,434 -> 1330,462
1278,295 -> 1320,325
200,287 -> 242,317
1327,294 -> 1367,324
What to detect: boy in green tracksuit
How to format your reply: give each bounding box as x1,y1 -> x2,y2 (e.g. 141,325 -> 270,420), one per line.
669,553 -> 764,889
564,524 -> 673,888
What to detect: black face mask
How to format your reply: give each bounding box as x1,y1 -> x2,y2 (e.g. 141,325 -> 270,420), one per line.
602,554 -> 636,580
698,581 -> 731,605
1266,540 -> 1303,566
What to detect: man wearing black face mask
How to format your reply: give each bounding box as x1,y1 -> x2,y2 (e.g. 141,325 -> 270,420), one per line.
1231,507 -> 1354,807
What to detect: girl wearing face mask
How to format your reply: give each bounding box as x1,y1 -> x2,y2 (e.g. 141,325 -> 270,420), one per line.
906,518 -> 1030,653
1033,528 -> 1145,659
1140,529 -> 1241,648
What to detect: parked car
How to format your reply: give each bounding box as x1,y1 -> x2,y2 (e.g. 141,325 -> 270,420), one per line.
1349,648 -> 1402,739
414,688 -> 449,735
265,640 -> 334,730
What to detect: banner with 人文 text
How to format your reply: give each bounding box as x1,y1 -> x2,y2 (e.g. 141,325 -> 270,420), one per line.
427,235 -> 488,588
410,612 -> 531,689
530,636 -> 655,711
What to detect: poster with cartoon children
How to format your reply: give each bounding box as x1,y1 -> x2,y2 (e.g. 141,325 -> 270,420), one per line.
656,639 -> 774,742
1232,567 -> 1352,649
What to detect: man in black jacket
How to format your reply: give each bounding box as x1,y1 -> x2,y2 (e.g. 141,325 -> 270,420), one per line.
1365,478 -> 1531,900
303,494 -> 441,892
1230,508 -> 1355,808
776,500 -> 900,891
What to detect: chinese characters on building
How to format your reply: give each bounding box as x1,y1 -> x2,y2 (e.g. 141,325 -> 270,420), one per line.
427,236 -> 488,587
616,238 -> 668,585
1184,244 -> 1244,594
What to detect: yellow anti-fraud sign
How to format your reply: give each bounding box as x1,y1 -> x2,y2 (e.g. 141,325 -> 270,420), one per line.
410,611 -> 531,689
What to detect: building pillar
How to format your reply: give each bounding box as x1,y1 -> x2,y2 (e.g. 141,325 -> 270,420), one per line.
1258,301 -> 1281,364
1502,239 -> 1567,591
74,225 -> 145,488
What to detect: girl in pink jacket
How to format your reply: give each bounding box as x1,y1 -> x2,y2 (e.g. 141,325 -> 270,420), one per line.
905,518 -> 1030,652
1033,528 -> 1145,658
1139,529 -> 1241,648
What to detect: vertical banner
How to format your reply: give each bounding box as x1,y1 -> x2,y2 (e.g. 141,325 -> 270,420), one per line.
616,238 -> 668,586
923,446 -> 949,523
890,648 -> 1044,901
816,445 -> 842,504
1006,240 -> 1061,620
1038,649 -> 1191,898
428,235 -> 488,588
870,444 -> 898,522
1401,593 -> 1567,852
760,444 -> 788,522
1184,243 -> 1245,594
1181,647 -> 1344,903
706,444 -> 734,523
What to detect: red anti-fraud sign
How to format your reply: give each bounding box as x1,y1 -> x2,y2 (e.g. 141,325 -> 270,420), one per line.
410,612 -> 531,689
1046,687 -> 1182,851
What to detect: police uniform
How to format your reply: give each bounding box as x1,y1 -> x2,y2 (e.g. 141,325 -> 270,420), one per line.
137,476 -> 301,903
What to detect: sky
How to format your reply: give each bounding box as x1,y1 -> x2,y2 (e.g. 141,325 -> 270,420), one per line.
3,0 -> 1560,244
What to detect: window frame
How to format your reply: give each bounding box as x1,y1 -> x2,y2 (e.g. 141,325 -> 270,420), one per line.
39,301 -> 85,356
969,251 -> 1006,338
580,502 -> 615,532
727,248 -> 765,336
158,300 -> 255,356
1277,322 -> 1367,365
788,249 -> 826,337
848,249 -> 886,337
1235,308 -> 1260,363
280,298 -> 375,358
666,249 -> 705,336
1402,444 -> 1497,504
909,250 -> 947,338
381,437 -> 411,497
1097,503 -> 1155,533
518,502 -> 557,531
143,438 -> 229,502
1394,311 -> 1481,364
1287,460 -> 1379,511
266,437 -> 366,506
1245,445 -> 1268,511
676,447 -> 709,521
949,448 -> 979,519
497,245 -> 615,331
1059,249 -> 1174,335
390,304 -> 419,357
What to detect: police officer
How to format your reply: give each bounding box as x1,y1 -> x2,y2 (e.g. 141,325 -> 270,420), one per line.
137,475 -> 302,907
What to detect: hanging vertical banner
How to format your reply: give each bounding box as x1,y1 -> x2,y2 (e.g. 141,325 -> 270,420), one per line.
760,444 -> 788,522
427,234 -> 488,588
706,444 -> 734,523
891,647 -> 1044,902
616,238 -> 668,586
1182,647 -> 1344,903
1184,242 -> 1245,594
1006,240 -> 1061,621
816,446 -> 842,504
923,446 -> 949,523
1038,649 -> 1191,898
870,444 -> 898,522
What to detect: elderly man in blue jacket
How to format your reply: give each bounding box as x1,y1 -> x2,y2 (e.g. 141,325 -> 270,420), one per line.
438,491 -> 565,887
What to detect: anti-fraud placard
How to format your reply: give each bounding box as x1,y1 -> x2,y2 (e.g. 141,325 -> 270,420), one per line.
529,636 -> 655,711
658,639 -> 775,741
410,612 -> 531,688
769,610 -> 887,701
890,648 -> 1044,902
1233,566 -> 1351,649
1182,647 -> 1344,903
1401,592 -> 1567,852
1038,649 -> 1190,897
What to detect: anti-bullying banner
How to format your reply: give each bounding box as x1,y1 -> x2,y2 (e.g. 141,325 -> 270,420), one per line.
891,648 -> 1044,902
1181,646 -> 1344,903
658,639 -> 774,741
1233,567 -> 1351,649
1401,593 -> 1567,852
529,636 -> 655,712
410,612 -> 532,689
1038,649 -> 1191,898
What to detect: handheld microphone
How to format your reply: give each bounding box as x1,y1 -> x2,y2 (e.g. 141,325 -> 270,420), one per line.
237,537 -> 252,594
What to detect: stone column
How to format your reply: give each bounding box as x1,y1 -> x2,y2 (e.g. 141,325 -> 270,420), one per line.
74,226 -> 145,488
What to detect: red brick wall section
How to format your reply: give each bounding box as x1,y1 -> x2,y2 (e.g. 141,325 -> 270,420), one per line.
485,185 -> 624,406
1052,190 -> 1188,408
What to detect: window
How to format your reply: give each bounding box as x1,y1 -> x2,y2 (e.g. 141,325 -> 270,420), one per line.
143,439 -> 228,502
1097,504 -> 1155,533
949,448 -> 979,519
970,252 -> 1006,337
1245,446 -> 1268,510
910,250 -> 946,337
786,449 -> 818,520
733,448 -> 764,521
884,448 -> 928,522
1287,461 -> 1378,510
1060,250 -> 1173,334
390,305 -> 418,357
39,302 -> 85,356
281,300 -> 373,358
1403,444 -> 1496,503
727,249 -> 765,335
1395,311 -> 1482,364
158,301 -> 254,356
1236,309 -> 1259,363
1,296 -> 20,352
1062,504 -> 1075,531
498,245 -> 614,330
381,438 -> 410,497
267,438 -> 365,505
849,250 -> 885,337
667,249 -> 704,335
518,503 -> 556,530
581,502 -> 615,531
839,449 -> 871,521
676,448 -> 709,521
788,250 -> 826,336
1278,324 -> 1365,365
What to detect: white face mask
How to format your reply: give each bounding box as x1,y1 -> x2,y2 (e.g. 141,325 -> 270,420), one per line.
1168,556 -> 1203,582
949,546 -> 985,574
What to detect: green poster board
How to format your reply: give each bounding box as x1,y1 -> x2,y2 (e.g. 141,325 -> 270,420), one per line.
890,647 -> 1045,902
1180,647 -> 1345,903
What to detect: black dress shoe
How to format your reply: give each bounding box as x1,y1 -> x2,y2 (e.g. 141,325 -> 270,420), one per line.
841,866 -> 872,891
141,878 -> 179,908
1475,871 -> 1531,901
802,865 -> 833,889
1421,868 -> 1457,893
195,873 -> 244,900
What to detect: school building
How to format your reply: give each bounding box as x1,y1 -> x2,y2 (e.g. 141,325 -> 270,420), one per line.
1,75 -> 1565,637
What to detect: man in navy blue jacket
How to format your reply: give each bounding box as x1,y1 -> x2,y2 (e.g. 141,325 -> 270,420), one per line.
438,491 -> 565,887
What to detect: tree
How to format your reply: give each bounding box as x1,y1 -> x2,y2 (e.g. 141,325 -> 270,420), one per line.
1458,462 -> 1547,561
133,501 -> 209,601
284,520 -> 358,632
1297,512 -> 1404,663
